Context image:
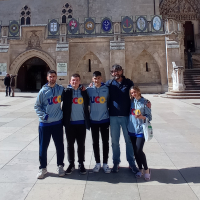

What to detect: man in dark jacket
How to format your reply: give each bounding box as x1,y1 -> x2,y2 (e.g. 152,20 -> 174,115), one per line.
62,73 -> 90,175
4,73 -> 11,97
106,64 -> 139,173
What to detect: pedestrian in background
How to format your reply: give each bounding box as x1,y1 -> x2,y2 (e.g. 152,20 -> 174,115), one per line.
4,73 -> 11,97
10,74 -> 17,97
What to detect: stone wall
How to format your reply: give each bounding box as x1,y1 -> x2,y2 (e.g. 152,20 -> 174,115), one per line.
0,0 -> 159,25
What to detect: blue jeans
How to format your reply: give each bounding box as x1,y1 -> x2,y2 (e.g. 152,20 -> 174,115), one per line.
6,86 -> 11,96
110,116 -> 135,166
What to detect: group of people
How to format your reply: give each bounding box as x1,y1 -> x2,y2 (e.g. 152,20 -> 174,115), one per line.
4,73 -> 16,97
34,64 -> 152,181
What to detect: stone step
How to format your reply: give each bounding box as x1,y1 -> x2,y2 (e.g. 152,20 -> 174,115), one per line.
185,87 -> 200,90
169,90 -> 200,93
161,95 -> 200,99
166,92 -> 200,96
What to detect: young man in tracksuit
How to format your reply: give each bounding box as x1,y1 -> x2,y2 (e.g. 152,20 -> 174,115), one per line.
34,70 -> 65,179
87,71 -> 111,173
62,73 -> 90,175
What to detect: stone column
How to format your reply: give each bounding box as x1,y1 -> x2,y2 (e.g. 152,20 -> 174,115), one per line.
171,62 -> 185,91
110,40 -> 125,78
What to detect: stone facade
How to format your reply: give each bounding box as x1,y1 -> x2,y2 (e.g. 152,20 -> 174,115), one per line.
0,0 -> 200,93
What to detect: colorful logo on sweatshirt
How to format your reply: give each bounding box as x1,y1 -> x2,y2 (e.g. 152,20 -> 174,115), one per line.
73,97 -> 83,104
131,108 -> 135,115
48,95 -> 61,105
90,96 -> 106,104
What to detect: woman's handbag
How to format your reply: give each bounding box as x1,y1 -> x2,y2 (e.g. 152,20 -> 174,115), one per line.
143,118 -> 153,142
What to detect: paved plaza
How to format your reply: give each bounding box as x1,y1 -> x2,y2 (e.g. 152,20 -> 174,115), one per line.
0,92 -> 200,200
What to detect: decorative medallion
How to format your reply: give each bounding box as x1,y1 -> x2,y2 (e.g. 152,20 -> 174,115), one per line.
136,16 -> 147,32
84,18 -> 95,34
121,16 -> 133,33
48,19 -> 59,36
9,20 -> 20,37
151,15 -> 163,32
101,17 -> 112,33
68,18 -> 79,34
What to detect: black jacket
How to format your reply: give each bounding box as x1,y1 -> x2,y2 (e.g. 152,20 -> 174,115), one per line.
4,76 -> 11,86
62,87 -> 90,131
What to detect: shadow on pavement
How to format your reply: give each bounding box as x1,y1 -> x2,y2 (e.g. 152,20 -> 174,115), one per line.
44,167 -> 200,184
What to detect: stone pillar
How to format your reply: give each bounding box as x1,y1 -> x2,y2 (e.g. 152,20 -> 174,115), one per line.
110,41 -> 125,78
171,62 -> 185,91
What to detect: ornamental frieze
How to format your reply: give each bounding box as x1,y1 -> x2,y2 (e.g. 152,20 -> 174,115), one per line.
160,0 -> 200,20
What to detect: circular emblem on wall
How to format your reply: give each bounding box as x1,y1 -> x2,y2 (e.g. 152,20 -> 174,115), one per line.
9,21 -> 20,36
152,15 -> 162,31
136,16 -> 147,32
122,16 -> 133,33
101,18 -> 112,33
84,18 -> 95,34
68,18 -> 79,34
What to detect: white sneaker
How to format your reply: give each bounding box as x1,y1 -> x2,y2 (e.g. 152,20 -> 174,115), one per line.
93,163 -> 101,172
37,168 -> 48,179
103,164 -> 111,173
57,165 -> 65,177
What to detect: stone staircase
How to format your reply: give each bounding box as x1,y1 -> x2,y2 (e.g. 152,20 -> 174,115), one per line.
162,68 -> 200,99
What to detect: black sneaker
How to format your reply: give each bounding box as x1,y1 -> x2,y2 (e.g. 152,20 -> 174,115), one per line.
111,163 -> 119,173
129,165 -> 139,174
78,164 -> 87,175
65,164 -> 75,175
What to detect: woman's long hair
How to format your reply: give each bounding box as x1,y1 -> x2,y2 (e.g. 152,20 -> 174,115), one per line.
129,86 -> 142,100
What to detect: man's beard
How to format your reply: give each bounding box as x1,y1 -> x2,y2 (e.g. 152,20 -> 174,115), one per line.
113,74 -> 122,80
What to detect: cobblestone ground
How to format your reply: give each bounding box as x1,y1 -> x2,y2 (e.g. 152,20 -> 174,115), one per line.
0,92 -> 200,200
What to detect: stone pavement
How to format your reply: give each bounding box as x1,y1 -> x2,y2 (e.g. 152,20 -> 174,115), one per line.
0,92 -> 200,200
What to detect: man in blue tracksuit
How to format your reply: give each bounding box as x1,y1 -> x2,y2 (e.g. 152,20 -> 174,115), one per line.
106,64 -> 139,173
34,70 -> 65,179
62,73 -> 90,175
87,71 -> 111,173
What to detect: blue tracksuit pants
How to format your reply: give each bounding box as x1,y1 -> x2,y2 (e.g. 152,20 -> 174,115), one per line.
39,122 -> 65,169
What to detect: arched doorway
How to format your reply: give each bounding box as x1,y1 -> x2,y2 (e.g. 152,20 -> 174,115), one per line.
76,51 -> 106,84
131,50 -> 161,84
17,57 -> 50,91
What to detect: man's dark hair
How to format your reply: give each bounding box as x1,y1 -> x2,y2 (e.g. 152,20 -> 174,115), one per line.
71,73 -> 81,79
93,71 -> 101,77
47,70 -> 57,75
111,64 -> 123,71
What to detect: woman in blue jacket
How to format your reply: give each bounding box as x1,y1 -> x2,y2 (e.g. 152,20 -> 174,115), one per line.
127,86 -> 152,181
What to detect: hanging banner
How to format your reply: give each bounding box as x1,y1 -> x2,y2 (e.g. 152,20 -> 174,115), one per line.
121,16 -> 133,33
57,63 -> 67,76
151,15 -> 163,32
84,18 -> 95,34
101,17 -> 112,33
9,20 -> 20,37
0,63 -> 7,76
68,18 -> 79,34
136,16 -> 148,32
48,19 -> 59,36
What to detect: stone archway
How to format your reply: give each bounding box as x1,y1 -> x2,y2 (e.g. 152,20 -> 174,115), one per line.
131,50 -> 161,84
10,49 -> 56,75
75,51 -> 106,84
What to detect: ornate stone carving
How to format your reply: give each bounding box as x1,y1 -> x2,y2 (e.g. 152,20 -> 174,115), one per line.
27,31 -> 41,49
160,0 -> 200,20
9,49 -> 55,73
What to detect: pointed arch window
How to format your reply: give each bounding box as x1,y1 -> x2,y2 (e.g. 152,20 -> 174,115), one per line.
20,5 -> 31,25
61,3 -> 73,23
